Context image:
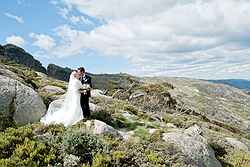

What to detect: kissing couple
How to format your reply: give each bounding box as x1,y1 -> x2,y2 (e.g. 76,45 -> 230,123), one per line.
40,67 -> 92,127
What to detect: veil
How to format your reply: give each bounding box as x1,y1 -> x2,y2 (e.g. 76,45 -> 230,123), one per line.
40,71 -> 84,127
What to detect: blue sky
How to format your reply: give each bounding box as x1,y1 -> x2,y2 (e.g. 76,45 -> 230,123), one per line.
0,0 -> 132,74
1,0 -> 250,79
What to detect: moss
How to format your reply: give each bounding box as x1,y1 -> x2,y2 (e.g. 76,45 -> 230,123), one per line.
162,113 -> 198,128
0,113 -> 16,131
219,150 -> 250,167
90,109 -> 115,127
149,130 -> 163,143
38,92 -> 58,109
6,63 -> 41,89
91,152 -> 111,167
145,149 -> 164,165
32,123 -> 66,136
46,80 -> 67,90
113,114 -> 145,130
134,127 -> 151,141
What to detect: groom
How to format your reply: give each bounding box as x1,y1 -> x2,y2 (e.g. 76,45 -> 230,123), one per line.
78,67 -> 92,118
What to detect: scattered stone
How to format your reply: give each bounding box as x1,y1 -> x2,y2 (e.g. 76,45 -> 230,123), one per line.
119,130 -> 135,141
166,123 -> 177,128
63,154 -> 81,167
148,128 -> 158,134
225,137 -> 249,152
40,85 -> 65,94
129,90 -> 145,100
91,89 -> 112,98
184,124 -> 202,137
84,119 -> 122,138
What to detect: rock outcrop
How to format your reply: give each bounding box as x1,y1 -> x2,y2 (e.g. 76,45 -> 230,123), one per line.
0,75 -> 46,129
0,44 -> 46,73
163,125 -> 222,167
47,64 -> 72,82
40,85 -> 65,94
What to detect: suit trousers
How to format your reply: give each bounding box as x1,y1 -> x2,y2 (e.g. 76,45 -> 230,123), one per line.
80,94 -> 90,118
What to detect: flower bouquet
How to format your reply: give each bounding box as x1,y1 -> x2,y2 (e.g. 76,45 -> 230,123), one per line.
79,84 -> 91,95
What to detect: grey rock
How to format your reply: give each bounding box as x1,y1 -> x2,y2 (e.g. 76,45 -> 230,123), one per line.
40,85 -> 65,94
84,119 -> 122,138
184,124 -> 203,137
129,90 -> 145,100
119,130 -> 135,141
163,131 -> 221,167
148,128 -> 158,134
0,75 -> 46,125
63,154 -> 81,167
225,137 -> 249,152
165,123 -> 177,128
0,64 -> 22,81
91,89 -> 112,98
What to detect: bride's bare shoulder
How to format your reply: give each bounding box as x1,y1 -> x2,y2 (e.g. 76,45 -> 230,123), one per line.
71,71 -> 77,75
70,70 -> 78,77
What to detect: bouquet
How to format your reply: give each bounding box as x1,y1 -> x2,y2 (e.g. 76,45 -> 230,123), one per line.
79,84 -> 91,94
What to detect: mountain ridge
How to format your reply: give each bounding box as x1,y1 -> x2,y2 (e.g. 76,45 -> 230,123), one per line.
208,79 -> 250,93
0,44 -> 46,73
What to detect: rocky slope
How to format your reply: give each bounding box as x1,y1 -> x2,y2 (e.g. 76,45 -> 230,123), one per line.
0,60 -> 250,166
0,44 -> 46,73
47,64 -> 73,81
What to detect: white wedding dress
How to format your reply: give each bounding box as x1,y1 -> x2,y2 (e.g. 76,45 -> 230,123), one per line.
40,71 -> 84,127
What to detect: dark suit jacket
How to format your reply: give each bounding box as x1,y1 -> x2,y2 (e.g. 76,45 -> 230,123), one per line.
80,74 -> 92,97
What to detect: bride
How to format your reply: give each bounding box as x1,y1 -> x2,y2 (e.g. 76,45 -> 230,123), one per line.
40,70 -> 84,127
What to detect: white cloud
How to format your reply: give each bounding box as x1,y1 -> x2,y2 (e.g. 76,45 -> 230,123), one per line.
29,33 -> 56,51
5,35 -> 25,46
48,0 -> 250,79
4,12 -> 24,23
56,6 -> 95,26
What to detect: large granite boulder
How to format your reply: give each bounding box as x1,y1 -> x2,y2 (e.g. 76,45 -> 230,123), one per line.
162,125 -> 221,167
0,64 -> 23,81
0,75 -> 46,129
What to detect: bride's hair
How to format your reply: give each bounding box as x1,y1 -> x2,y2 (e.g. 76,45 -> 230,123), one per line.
78,67 -> 85,73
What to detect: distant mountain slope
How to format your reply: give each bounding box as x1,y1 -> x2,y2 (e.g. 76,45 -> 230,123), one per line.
47,63 -> 135,91
146,77 -> 250,132
208,79 -> 250,93
0,44 -> 46,73
47,64 -> 73,81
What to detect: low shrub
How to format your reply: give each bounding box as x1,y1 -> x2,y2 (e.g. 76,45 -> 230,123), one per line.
62,130 -> 105,164
219,150 -> 250,167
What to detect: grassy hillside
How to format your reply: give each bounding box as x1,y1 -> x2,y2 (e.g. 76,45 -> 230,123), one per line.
0,60 -> 250,167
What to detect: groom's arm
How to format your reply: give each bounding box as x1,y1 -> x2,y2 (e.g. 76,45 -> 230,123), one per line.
89,76 -> 92,88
